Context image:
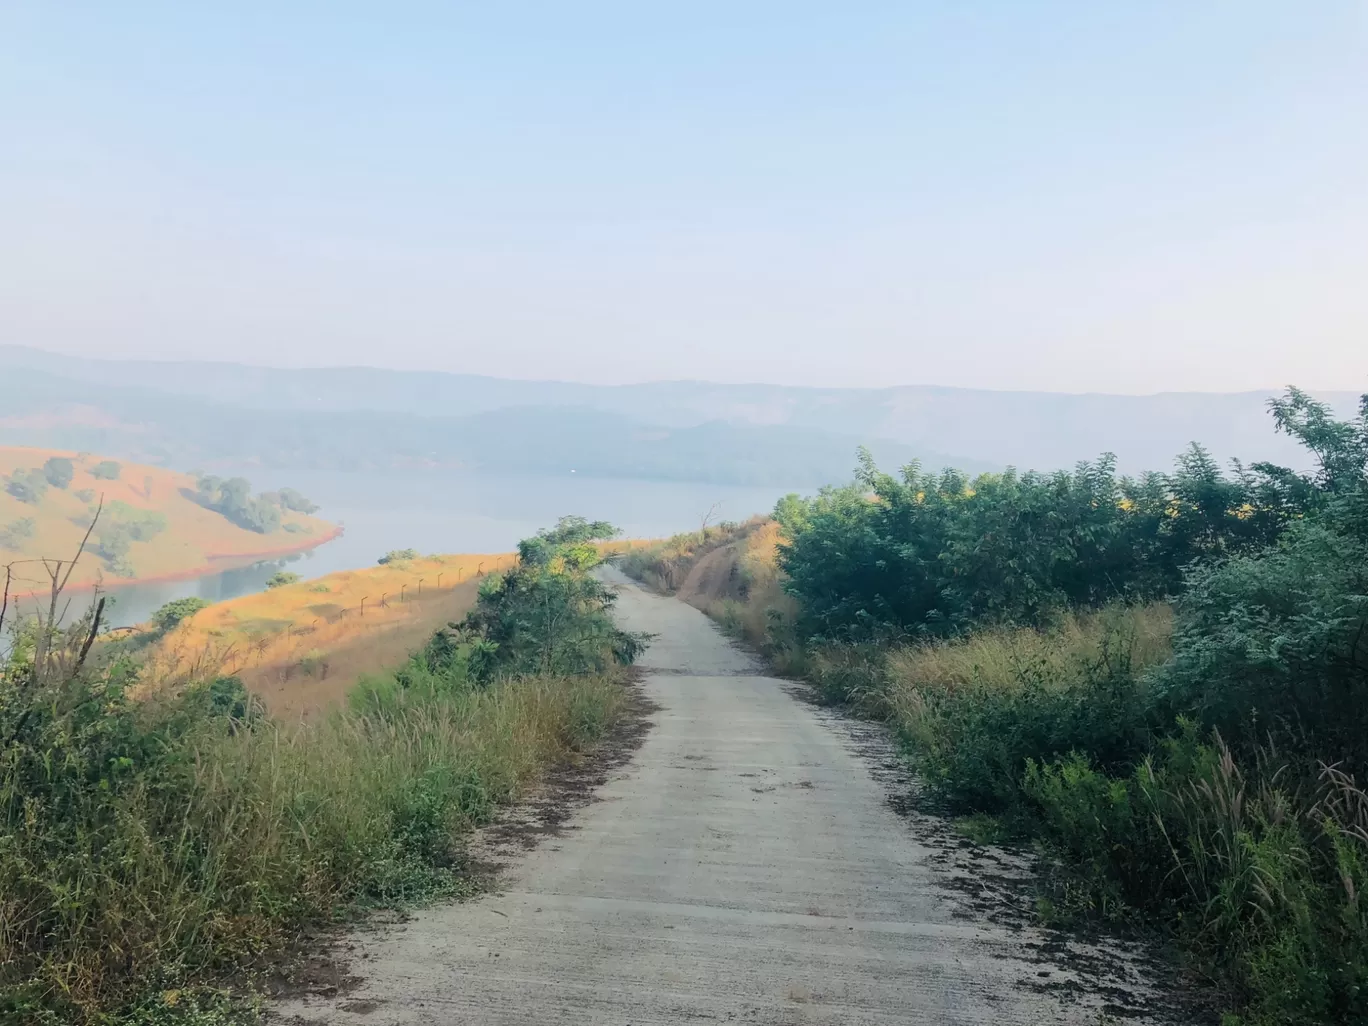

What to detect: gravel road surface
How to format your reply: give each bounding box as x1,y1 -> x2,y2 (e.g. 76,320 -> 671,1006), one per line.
277,569 -> 1168,1025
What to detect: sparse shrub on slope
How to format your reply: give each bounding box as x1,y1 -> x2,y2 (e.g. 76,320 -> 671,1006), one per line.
0,517 -> 36,551
4,468 -> 48,505
92,501 -> 169,576
193,475 -> 282,534
150,597 -> 210,632
41,457 -> 74,489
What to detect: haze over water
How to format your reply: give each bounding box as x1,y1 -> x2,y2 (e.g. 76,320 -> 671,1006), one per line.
79,469 -> 797,629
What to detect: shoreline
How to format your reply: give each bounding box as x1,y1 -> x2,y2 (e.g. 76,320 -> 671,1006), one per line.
7,524 -> 346,600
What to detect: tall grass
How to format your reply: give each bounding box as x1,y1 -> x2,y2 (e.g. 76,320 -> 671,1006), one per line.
0,666 -> 624,1023
807,603 -> 1368,1023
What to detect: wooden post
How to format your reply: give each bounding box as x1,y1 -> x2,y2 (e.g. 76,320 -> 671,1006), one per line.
360,595 -> 367,616
417,578 -> 424,597
436,572 -> 444,589
400,584 -> 407,603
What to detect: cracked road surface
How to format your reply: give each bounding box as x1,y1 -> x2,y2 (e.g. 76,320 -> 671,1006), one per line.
277,568 -> 1166,1025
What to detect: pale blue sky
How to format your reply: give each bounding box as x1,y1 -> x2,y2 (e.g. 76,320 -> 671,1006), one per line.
3,3 -> 1366,392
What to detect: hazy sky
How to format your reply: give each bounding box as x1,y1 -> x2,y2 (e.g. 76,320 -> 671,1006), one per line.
4,3 -> 1366,393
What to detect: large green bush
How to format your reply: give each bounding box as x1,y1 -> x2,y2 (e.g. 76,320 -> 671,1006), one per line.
769,387 -> 1368,1023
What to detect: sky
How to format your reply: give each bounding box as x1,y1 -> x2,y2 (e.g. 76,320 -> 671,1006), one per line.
3,2 -> 1366,393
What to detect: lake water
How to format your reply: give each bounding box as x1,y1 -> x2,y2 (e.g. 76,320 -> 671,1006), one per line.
83,469 -> 803,630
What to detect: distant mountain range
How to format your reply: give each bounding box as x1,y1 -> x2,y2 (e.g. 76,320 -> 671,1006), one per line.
1,345 -> 1361,486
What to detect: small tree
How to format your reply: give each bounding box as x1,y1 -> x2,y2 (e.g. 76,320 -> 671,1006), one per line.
42,457 -> 74,489
151,596 -> 209,632
0,517 -> 36,550
265,571 -> 299,589
378,548 -> 420,565
90,461 -> 121,481
277,487 -> 318,514
5,469 -> 48,505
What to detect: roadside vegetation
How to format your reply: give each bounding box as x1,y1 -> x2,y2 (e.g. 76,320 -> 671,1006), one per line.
625,388 -> 1368,1026
1,516 -> 640,1024
141,551 -> 520,717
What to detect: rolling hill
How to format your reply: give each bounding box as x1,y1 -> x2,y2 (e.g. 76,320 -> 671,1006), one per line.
1,345 -> 1362,481
0,447 -> 337,596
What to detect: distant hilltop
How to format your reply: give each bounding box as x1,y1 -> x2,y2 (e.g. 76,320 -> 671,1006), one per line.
0,345 -> 1362,483
0,447 -> 338,597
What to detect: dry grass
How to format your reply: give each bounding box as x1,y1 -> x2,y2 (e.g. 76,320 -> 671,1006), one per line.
139,553 -> 518,716
2,669 -> 627,1021
617,519 -> 800,655
885,603 -> 1174,699
0,446 -> 336,594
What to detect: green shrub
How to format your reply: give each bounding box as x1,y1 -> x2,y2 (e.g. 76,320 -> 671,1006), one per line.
89,460 -> 121,480
4,469 -> 48,505
1155,523 -> 1368,776
93,502 -> 168,576
193,475 -> 281,534
41,457 -> 74,489
0,517 -> 36,551
151,597 -> 210,632
378,548 -> 420,565
265,571 -> 299,589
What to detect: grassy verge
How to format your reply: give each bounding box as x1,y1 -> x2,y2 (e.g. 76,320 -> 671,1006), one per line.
2,520 -> 639,1025
622,521 -> 1368,1025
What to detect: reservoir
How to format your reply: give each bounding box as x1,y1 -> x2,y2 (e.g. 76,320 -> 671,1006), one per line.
75,469 -> 802,629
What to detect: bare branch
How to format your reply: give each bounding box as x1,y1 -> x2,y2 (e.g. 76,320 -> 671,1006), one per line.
0,562 -> 11,639
58,496 -> 103,596
73,596 -> 106,676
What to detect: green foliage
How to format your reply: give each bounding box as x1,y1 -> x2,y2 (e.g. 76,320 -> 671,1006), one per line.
1154,524 -> 1368,777
378,548 -> 419,565
151,597 -> 210,632
776,441 -> 1292,643
264,571 -> 299,589
5,468 -> 49,505
193,476 -> 281,534
0,517 -> 36,551
41,457 -> 74,489
93,502 -> 169,577
457,517 -> 645,682
90,460 -> 121,480
73,488 -> 96,503
763,388 -> 1368,1022
0,581 -> 625,1022
274,487 -> 317,514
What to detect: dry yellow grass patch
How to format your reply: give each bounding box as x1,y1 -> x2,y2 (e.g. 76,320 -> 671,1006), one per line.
0,446 -> 336,593
141,552 -> 517,716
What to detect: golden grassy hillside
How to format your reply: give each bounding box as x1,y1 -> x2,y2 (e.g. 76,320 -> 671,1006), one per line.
142,552 -> 517,717
615,518 -> 795,647
0,447 -> 337,595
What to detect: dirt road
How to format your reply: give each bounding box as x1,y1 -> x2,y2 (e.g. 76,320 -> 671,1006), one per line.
278,569 -> 1166,1025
